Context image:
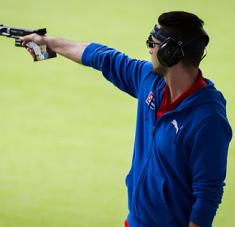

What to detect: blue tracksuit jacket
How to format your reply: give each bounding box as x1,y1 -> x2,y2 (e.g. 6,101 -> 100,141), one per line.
82,43 -> 232,227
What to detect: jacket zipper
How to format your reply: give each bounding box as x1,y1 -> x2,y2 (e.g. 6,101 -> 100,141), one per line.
134,90 -> 158,211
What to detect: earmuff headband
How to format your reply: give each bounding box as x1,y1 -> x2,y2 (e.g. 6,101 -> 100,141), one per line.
151,24 -> 209,50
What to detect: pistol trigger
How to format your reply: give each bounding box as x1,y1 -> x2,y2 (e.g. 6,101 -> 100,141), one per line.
15,38 -> 23,47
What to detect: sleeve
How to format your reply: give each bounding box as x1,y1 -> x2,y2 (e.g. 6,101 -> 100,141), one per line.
189,115 -> 232,227
81,43 -> 152,98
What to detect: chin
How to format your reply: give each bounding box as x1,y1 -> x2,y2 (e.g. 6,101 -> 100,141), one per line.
152,64 -> 167,77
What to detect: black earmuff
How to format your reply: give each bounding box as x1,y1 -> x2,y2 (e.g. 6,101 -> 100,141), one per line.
157,37 -> 184,67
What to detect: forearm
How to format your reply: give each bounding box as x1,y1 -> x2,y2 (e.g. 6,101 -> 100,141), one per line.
44,36 -> 90,63
21,34 -> 90,64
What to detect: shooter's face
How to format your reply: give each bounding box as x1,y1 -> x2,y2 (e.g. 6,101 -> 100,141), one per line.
150,37 -> 168,76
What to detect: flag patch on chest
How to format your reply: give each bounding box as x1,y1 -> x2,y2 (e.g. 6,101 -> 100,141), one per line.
146,91 -> 155,110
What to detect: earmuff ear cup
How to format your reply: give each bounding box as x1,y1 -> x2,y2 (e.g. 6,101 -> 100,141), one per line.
157,38 -> 184,67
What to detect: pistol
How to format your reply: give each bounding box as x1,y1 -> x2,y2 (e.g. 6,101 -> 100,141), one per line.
0,24 -> 56,61
0,24 -> 46,47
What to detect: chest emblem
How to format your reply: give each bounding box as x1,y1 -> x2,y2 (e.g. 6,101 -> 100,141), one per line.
145,91 -> 155,110
171,119 -> 183,134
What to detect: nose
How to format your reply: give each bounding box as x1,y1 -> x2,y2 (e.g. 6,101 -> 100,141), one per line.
149,49 -> 153,54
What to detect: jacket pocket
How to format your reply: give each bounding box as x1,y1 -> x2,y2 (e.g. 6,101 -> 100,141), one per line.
134,173 -> 175,227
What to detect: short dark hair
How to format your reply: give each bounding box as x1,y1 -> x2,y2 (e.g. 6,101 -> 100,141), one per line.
158,11 -> 209,67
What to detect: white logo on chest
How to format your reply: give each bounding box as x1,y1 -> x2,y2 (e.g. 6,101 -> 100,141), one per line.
171,120 -> 183,134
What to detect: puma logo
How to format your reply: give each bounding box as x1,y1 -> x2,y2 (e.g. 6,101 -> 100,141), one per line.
171,120 -> 183,134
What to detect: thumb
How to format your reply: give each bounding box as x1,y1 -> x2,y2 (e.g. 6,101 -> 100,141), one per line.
20,33 -> 35,41
20,34 -> 43,46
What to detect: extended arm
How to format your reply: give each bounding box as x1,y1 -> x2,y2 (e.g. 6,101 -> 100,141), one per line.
21,34 -> 154,98
20,34 -> 90,64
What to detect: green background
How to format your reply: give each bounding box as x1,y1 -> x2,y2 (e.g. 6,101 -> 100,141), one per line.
0,0 -> 234,226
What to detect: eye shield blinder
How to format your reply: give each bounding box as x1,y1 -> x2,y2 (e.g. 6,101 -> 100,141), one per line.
150,25 -> 170,43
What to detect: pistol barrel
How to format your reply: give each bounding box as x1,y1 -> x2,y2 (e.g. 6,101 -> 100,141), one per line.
0,25 -> 47,37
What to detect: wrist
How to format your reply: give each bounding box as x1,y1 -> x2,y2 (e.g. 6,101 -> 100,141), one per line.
43,35 -> 52,46
43,36 -> 57,53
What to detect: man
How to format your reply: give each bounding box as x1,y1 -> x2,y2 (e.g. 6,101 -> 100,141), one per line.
21,11 -> 232,227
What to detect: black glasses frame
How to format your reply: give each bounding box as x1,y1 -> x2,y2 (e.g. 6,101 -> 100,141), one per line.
146,35 -> 161,48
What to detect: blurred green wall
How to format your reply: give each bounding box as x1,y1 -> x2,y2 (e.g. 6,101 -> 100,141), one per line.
0,1 -> 234,226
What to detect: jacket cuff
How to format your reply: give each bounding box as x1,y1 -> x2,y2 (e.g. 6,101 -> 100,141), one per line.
81,43 -> 104,66
190,199 -> 216,227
